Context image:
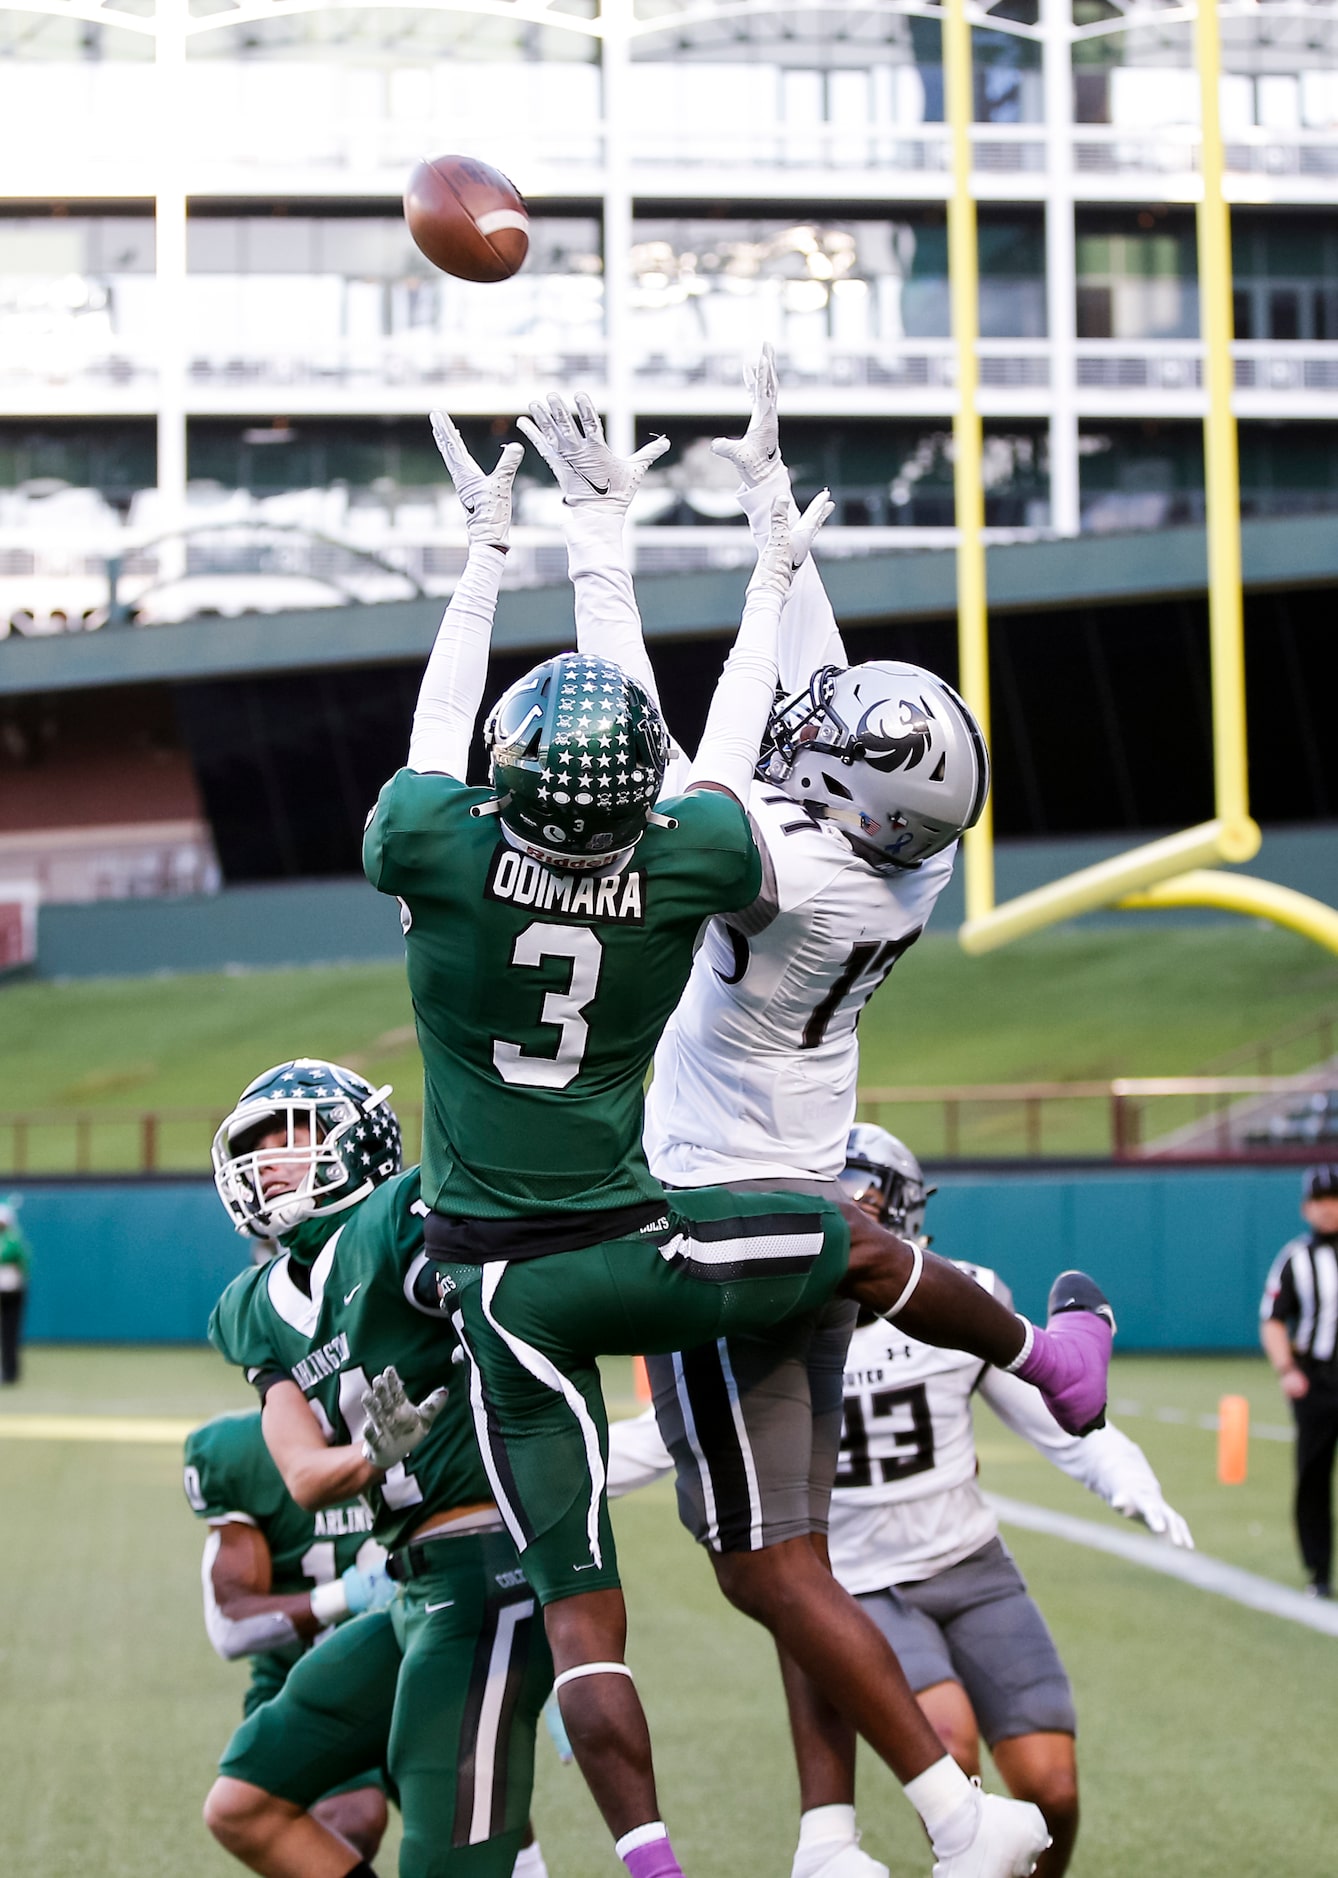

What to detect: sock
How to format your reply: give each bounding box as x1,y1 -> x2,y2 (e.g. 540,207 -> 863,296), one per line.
615,1821 -> 684,1878
902,1757 -> 977,1857
512,1842 -> 549,1878
793,1804 -> 859,1878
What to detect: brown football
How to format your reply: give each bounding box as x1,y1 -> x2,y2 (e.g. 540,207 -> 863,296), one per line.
404,154 -> 530,283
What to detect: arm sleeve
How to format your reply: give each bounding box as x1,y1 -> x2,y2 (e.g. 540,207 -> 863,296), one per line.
200,1531 -> 301,1661
406,543 -> 507,776
687,581 -> 784,800
735,466 -> 848,691
605,1410 -> 676,1499
565,505 -> 662,709
979,1366 -> 1167,1505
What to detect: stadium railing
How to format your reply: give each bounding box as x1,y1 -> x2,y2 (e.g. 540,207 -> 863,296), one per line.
5,1079 -> 1338,1176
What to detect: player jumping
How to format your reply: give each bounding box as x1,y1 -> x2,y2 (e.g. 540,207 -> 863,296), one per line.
361,406 -> 1113,1878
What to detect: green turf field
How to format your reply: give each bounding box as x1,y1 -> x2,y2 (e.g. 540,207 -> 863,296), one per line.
3,923 -> 1336,1170
0,1346 -> 1327,1877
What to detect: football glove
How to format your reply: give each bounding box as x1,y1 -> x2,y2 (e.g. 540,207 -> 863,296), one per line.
517,391 -> 669,510
431,410 -> 523,550
341,1560 -> 399,1615
1109,1484 -> 1194,1549
711,341 -> 783,488
542,1692 -> 574,1764
360,1364 -> 449,1470
748,489 -> 834,600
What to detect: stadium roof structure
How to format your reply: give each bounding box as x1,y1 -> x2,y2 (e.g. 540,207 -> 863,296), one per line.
3,508 -> 1337,703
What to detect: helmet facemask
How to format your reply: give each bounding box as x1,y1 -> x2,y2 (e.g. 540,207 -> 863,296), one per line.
840,1125 -> 935,1238
212,1062 -> 401,1241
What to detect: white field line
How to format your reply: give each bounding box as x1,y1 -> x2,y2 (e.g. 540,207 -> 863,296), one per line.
988,1492 -> 1338,1638
1110,1397 -> 1292,1442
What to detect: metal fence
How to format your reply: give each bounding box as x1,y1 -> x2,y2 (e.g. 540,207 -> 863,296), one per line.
4,1079 -> 1338,1177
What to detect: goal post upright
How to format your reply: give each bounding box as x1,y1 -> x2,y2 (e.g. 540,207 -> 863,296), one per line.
944,0 -> 995,924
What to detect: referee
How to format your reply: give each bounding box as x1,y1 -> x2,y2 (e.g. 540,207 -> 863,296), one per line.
1260,1164 -> 1338,1599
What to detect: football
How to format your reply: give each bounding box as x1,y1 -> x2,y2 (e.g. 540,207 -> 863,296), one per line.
403,154 -> 530,283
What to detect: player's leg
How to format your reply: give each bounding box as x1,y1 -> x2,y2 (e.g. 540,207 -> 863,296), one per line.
446,1262 -> 676,1862
925,1542 -> 1078,1876
1292,1391 -> 1338,1593
310,1784 -> 391,1864
205,1608 -> 400,1877
386,1532 -> 552,1878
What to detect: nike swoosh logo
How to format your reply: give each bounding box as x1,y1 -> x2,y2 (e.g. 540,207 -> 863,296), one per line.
572,1561 -> 597,1572
344,1285 -> 362,1305
583,476 -> 610,495
424,1598 -> 455,1612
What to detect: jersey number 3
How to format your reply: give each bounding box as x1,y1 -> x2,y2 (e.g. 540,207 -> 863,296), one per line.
493,923 -> 604,1090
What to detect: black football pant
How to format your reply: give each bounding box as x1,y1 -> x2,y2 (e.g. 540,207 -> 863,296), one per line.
1292,1387 -> 1338,1590
0,1286 -> 24,1384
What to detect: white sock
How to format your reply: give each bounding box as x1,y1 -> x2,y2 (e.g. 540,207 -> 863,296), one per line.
902,1757 -> 978,1856
512,1842 -> 549,1878
792,1804 -> 859,1878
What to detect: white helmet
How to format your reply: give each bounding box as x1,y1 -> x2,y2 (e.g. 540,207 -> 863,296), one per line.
840,1124 -> 934,1239
759,660 -> 989,867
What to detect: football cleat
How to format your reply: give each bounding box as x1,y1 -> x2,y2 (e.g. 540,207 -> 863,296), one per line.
1014,1270 -> 1114,1436
931,1793 -> 1050,1878
801,1843 -> 889,1878
711,342 -> 783,487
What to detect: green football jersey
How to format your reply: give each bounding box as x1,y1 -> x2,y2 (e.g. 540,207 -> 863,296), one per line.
183,1409 -> 379,1593
208,1168 -> 491,1551
364,773 -> 760,1217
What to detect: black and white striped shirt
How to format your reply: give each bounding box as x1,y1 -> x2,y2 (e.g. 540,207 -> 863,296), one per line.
1262,1234 -> 1338,1385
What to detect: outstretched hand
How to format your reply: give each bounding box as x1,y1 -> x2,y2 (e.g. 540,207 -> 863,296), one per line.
518,392 -> 669,510
430,410 -> 523,550
360,1363 -> 449,1470
711,342 -> 782,488
748,488 -> 834,600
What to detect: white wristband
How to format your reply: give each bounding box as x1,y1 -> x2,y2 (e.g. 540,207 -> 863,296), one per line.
309,1579 -> 350,1626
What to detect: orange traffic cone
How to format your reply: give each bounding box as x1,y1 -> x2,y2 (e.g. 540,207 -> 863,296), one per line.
1217,1394 -> 1249,1485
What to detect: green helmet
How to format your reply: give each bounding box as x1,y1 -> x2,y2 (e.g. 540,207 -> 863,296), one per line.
484,652 -> 670,871
212,1058 -> 402,1242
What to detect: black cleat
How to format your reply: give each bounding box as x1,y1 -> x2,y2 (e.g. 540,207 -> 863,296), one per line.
1047,1270 -> 1116,1334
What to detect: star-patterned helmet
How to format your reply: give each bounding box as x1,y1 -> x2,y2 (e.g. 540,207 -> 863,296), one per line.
484,652 -> 670,872
212,1059 -> 402,1240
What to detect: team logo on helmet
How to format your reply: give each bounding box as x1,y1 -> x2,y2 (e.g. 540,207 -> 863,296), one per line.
857,696 -> 936,774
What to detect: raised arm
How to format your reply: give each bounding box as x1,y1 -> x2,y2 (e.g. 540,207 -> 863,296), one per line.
978,1364 -> 1194,1547
688,487 -> 833,803
261,1377 -> 381,1511
713,343 -> 848,693
406,413 -> 523,777
517,392 -> 669,709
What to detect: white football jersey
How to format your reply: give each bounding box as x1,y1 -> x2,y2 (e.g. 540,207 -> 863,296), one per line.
829,1262 -> 1167,1592
644,783 -> 955,1186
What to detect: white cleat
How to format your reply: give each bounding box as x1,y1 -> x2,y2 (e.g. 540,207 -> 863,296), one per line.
931,1793 -> 1050,1878
800,1843 -> 890,1878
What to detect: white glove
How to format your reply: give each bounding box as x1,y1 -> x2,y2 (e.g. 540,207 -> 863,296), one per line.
711,343 -> 783,488
1109,1482 -> 1195,1549
517,391 -> 669,510
360,1364 -> 449,1470
431,410 -> 523,550
748,489 -> 834,600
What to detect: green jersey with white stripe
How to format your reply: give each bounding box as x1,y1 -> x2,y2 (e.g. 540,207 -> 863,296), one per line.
208,1168 -> 492,1551
183,1409 -> 379,1591
363,772 -> 760,1219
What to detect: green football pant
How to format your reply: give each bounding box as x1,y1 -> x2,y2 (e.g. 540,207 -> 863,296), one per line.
242,1643 -> 388,1801
219,1530 -> 553,1878
440,1187 -> 850,1606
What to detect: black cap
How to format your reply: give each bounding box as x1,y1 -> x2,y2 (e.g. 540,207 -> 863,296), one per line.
1303,1165 -> 1338,1201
